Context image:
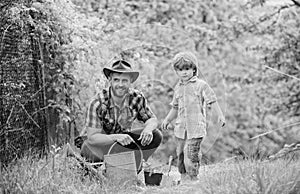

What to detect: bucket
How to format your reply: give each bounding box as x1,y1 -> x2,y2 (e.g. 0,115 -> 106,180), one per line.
104,141 -> 143,181
144,171 -> 163,186
104,151 -> 137,181
107,141 -> 143,173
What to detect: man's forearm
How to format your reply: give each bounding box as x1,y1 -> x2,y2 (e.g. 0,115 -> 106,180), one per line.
87,133 -> 117,146
143,117 -> 158,132
86,126 -> 115,146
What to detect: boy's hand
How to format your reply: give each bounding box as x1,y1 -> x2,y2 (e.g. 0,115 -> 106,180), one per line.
218,115 -> 226,127
161,119 -> 170,131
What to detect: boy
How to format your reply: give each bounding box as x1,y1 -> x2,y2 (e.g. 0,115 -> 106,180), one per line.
161,51 -> 225,182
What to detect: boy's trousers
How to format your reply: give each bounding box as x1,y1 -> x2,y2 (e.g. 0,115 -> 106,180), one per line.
176,137 -> 203,178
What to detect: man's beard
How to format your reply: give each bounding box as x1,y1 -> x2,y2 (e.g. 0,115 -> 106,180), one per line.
111,86 -> 128,98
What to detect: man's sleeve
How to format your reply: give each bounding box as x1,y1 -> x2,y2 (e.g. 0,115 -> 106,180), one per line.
136,93 -> 156,123
202,82 -> 217,105
85,98 -> 102,129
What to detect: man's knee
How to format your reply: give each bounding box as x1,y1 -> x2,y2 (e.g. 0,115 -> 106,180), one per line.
80,141 -> 110,163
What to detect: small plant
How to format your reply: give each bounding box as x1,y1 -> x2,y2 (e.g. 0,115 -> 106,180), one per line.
49,144 -> 61,177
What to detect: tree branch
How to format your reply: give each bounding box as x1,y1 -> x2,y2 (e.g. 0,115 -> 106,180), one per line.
291,0 -> 300,7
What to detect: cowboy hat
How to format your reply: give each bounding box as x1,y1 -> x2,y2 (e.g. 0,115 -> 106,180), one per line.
103,60 -> 139,83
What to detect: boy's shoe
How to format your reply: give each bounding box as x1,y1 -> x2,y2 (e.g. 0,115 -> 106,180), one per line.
178,173 -> 189,184
189,175 -> 199,182
179,174 -> 199,184
180,173 -> 187,180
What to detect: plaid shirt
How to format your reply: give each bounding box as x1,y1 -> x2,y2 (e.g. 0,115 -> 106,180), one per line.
171,76 -> 217,139
85,87 -> 155,134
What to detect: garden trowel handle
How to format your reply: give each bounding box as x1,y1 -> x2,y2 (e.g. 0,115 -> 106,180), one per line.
167,155 -> 173,176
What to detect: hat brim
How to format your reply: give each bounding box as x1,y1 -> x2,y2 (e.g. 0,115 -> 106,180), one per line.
103,67 -> 139,83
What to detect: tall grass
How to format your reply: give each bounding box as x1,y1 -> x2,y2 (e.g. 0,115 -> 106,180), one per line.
0,154 -> 143,194
142,158 -> 300,194
1,154 -> 299,194
197,159 -> 300,194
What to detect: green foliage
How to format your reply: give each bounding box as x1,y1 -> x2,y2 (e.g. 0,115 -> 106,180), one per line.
2,0 -> 299,162
47,0 -> 300,161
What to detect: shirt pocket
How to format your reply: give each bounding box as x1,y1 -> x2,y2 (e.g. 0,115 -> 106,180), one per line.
187,90 -> 205,116
184,89 -> 199,105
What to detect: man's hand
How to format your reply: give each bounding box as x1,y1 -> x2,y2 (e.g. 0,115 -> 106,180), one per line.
218,114 -> 226,127
113,134 -> 135,146
138,129 -> 153,146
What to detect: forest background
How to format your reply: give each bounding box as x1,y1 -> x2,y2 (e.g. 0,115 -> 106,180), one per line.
1,0 -> 300,164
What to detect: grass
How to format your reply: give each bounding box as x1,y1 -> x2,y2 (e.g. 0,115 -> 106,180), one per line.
0,154 -> 143,194
1,152 -> 299,194
144,158 -> 300,194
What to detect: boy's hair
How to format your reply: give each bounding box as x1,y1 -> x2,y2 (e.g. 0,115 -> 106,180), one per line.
173,51 -> 198,76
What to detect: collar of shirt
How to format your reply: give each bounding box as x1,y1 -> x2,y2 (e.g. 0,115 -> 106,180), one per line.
107,87 -> 133,109
100,87 -> 133,133
178,76 -> 198,85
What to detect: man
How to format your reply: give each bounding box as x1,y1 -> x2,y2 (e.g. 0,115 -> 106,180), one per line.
79,59 -> 162,168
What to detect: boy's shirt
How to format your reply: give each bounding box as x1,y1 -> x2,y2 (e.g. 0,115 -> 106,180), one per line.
171,76 -> 217,139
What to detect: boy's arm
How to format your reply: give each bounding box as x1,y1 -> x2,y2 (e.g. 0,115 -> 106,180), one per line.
211,101 -> 226,127
201,81 -> 225,127
161,108 -> 178,130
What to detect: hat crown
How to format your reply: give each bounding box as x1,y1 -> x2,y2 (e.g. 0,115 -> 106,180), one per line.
103,59 -> 140,82
112,60 -> 132,70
